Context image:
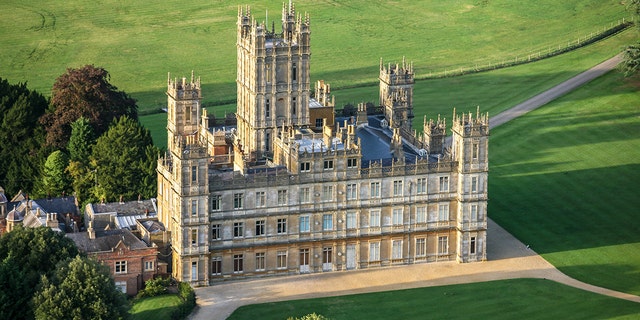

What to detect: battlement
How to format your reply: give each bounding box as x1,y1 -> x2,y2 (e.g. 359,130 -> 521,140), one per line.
452,107 -> 489,137
238,2 -> 309,44
167,72 -> 201,99
379,57 -> 414,85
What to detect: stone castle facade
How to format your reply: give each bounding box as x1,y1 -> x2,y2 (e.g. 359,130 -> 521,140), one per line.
157,2 -> 489,285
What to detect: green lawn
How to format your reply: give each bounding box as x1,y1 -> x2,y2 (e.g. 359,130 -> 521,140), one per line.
229,279 -> 640,320
0,0 -> 628,111
130,294 -> 182,320
489,71 -> 640,295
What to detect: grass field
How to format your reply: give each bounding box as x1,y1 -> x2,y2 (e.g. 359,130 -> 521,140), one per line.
0,0 -> 629,111
130,294 -> 182,320
488,70 -> 640,295
228,279 -> 640,319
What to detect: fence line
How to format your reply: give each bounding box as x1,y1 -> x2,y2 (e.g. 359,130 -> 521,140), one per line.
421,18 -> 633,80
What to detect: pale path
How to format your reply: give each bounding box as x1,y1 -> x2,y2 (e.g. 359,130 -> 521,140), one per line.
189,54 -> 637,320
489,53 -> 623,129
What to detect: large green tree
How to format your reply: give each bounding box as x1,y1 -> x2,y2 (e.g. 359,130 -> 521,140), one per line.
0,227 -> 79,320
621,41 -> 640,77
92,116 -> 158,202
68,116 -> 95,163
36,150 -> 72,198
33,256 -> 129,320
0,78 -> 49,195
40,65 -> 137,149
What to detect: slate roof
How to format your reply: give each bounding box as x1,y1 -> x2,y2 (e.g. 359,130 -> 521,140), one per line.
90,199 -> 156,215
67,228 -> 149,254
36,196 -> 78,215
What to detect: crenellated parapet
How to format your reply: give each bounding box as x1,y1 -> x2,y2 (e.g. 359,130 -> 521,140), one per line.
167,71 -> 201,100
451,107 -> 490,138
424,114 -> 447,155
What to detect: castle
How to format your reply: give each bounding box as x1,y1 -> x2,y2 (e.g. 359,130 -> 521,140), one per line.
157,2 -> 489,285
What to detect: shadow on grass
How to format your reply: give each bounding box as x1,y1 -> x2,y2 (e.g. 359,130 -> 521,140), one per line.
490,164 -> 640,254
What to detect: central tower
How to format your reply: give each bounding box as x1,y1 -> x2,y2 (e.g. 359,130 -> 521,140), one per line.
236,3 -> 311,166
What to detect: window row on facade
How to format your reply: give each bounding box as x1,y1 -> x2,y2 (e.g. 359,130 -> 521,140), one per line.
201,203 -> 484,242
205,234 -> 482,277
209,175 -> 484,211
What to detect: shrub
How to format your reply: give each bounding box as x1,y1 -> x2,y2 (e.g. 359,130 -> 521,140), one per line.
170,282 -> 196,320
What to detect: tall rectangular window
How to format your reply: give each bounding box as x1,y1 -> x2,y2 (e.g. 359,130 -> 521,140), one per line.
185,106 -> 191,122
277,190 -> 288,206
438,204 -> 450,222
322,214 -> 333,231
276,251 -> 287,269
470,236 -> 477,254
370,182 -> 380,198
346,184 -> 357,200
346,212 -> 356,229
191,261 -> 197,281
211,195 -> 221,211
292,97 -> 297,115
417,178 -> 427,194
233,254 -> 243,273
211,257 -> 222,275
211,224 -> 221,240
472,142 -> 479,160
392,208 -> 403,225
369,210 -> 381,227
265,132 -> 270,152
299,216 -> 310,233
265,99 -> 270,118
416,206 -> 427,223
191,200 -> 197,216
256,191 -> 266,207
416,238 -> 426,257
392,240 -> 403,260
144,261 -> 154,271
191,229 -> 197,245
438,236 -> 448,255
233,222 -> 244,238
439,176 -> 449,193
115,261 -> 127,274
322,185 -> 334,201
369,242 -> 380,261
471,176 -> 478,193
300,162 -> 310,172
347,158 -> 358,168
233,193 -> 244,209
191,166 -> 197,182
277,218 -> 287,234
323,160 -> 334,170
292,63 -> 297,81
255,220 -> 265,236
322,247 -> 332,264
471,204 -> 478,221
393,180 -> 403,196
255,252 -> 265,271
300,187 -> 310,203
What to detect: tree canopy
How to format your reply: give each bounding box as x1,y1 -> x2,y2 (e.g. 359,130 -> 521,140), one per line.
0,227 -> 80,320
68,116 -> 95,163
40,65 -> 137,149
92,116 -> 158,202
620,41 -> 640,77
36,150 -> 72,198
33,255 -> 130,320
0,78 -> 49,195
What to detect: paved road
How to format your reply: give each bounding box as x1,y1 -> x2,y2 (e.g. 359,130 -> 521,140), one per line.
189,54 -> 636,320
489,53 -> 623,129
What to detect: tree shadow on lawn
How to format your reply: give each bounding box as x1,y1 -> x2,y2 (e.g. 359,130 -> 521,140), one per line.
490,163 -> 640,255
